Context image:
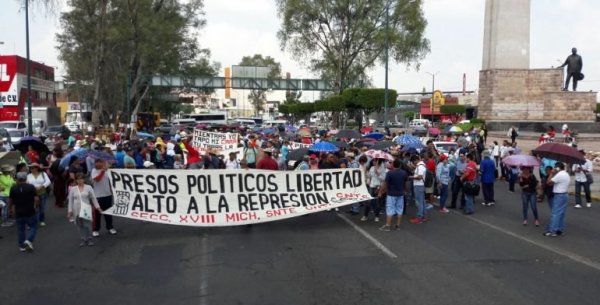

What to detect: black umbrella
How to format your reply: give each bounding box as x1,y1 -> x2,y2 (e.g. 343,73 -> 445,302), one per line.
336,129 -> 361,139
286,148 -> 310,161
532,143 -> 585,165
332,141 -> 349,149
372,141 -> 395,150
13,136 -> 49,155
354,141 -> 374,149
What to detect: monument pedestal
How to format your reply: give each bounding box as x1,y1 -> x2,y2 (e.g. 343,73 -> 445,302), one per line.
478,68 -> 597,122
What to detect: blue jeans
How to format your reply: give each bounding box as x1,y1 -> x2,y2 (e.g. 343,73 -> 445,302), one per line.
439,184 -> 449,209
521,192 -> 539,220
548,193 -> 568,233
464,193 -> 474,213
16,215 -> 38,247
575,181 -> 591,205
414,185 -> 426,218
38,193 -> 48,223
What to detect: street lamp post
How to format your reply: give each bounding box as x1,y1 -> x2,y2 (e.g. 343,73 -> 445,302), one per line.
383,2 -> 390,132
25,0 -> 33,135
426,71 -> 439,124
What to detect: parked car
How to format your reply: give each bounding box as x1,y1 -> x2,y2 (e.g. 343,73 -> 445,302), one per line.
0,128 -> 12,147
0,121 -> 27,132
43,125 -> 66,138
9,130 -> 28,145
409,119 -> 431,128
433,141 -> 458,155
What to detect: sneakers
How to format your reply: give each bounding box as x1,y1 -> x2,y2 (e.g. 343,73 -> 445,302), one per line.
379,225 -> 391,232
19,247 -> 28,252
92,231 -> 100,237
39,221 -> 46,227
522,220 -> 527,226
409,218 -> 424,224
534,220 -> 540,227
481,202 -> 489,206
86,240 -> 95,246
426,203 -> 434,210
374,217 -> 380,223
488,202 -> 496,206
109,228 -> 117,235
24,240 -> 34,252
360,216 -> 368,222
440,208 -> 450,213
574,204 -> 582,208
543,232 -> 558,237
586,203 -> 592,208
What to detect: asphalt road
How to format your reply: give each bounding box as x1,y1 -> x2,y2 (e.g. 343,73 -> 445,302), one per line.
1,181 -> 600,305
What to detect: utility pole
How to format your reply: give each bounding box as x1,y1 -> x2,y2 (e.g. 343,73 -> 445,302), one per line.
383,2 -> 390,132
25,0 -> 33,135
426,71 -> 439,124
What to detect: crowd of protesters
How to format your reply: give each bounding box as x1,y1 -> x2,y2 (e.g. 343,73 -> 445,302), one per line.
0,122 -> 594,252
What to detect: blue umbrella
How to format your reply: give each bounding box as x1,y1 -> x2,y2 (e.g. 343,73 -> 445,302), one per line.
395,134 -> 421,145
262,128 -> 277,135
363,132 -> 385,140
136,132 -> 155,140
60,148 -> 89,168
401,141 -> 426,151
309,141 -> 339,153
88,150 -> 117,163
286,125 -> 298,133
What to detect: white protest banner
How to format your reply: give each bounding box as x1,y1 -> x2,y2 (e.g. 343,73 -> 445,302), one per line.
290,141 -> 311,150
105,169 -> 371,226
192,129 -> 239,154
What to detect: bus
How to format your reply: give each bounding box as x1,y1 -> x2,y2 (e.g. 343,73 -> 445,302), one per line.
182,112 -> 228,124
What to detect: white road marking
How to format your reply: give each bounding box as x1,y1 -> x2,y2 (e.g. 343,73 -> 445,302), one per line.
464,214 -> 600,272
337,214 -> 398,259
200,233 -> 209,305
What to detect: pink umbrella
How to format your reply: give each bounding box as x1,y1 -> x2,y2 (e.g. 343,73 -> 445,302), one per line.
428,127 -> 440,136
502,154 -> 540,167
365,150 -> 394,161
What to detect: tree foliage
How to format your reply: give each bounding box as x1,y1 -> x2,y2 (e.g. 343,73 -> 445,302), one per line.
342,88 -> 397,113
238,54 -> 282,117
56,0 -> 212,124
276,0 -> 429,93
440,104 -> 466,123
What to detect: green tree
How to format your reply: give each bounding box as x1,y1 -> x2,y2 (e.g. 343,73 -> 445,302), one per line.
238,54 -> 282,117
276,0 -> 429,93
57,0 -> 208,125
440,104 -> 466,123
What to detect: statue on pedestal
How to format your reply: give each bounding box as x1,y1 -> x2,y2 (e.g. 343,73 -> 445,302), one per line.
557,48 -> 583,91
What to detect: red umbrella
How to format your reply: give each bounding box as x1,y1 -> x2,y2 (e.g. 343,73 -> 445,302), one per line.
532,143 -> 585,165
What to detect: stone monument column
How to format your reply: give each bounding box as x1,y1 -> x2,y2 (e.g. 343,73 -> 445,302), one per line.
478,0 -> 596,126
482,0 -> 530,70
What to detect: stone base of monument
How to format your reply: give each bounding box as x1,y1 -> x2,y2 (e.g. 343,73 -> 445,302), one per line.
478,68 -> 597,131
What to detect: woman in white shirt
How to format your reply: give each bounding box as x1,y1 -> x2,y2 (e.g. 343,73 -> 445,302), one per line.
67,173 -> 101,246
26,163 -> 51,226
362,158 -> 387,222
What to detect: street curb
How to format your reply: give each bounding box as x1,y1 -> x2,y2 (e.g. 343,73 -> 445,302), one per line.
568,191 -> 600,201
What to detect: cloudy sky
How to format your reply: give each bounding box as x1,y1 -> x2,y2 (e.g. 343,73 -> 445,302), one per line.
2,0 -> 599,100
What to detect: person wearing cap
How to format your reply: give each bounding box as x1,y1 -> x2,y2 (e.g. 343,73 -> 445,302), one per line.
91,159 -> 117,237
295,155 -> 310,171
9,171 -> 39,252
436,154 -> 451,213
257,148 -> 279,170
0,165 -> 16,227
480,150 -> 496,207
545,162 -> 571,237
26,163 -> 51,226
572,150 -> 593,208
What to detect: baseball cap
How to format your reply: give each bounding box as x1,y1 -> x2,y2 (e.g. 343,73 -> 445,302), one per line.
16,172 -> 28,180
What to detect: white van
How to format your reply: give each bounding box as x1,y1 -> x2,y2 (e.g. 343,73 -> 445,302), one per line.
263,120 -> 287,128
233,119 -> 256,127
409,119 -> 431,128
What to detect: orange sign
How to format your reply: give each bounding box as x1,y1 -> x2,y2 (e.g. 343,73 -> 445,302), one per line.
432,90 -> 445,113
